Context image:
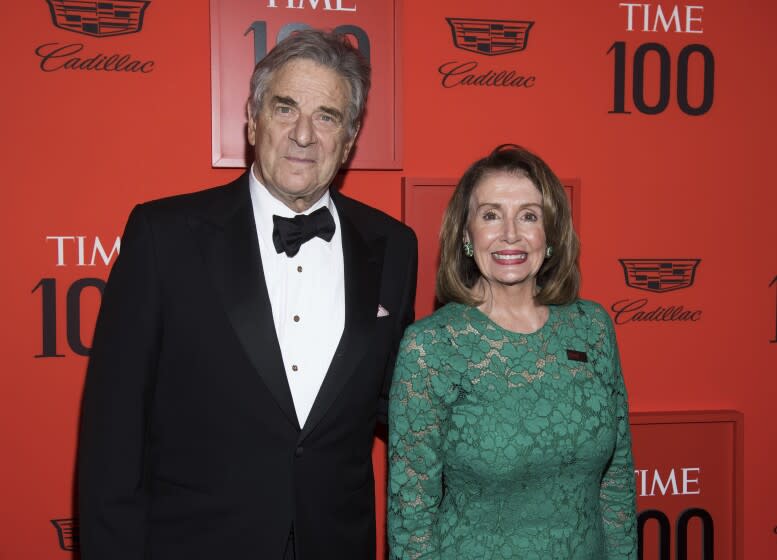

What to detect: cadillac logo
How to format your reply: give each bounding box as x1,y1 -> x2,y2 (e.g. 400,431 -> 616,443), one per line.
446,17 -> 534,56
619,259 -> 701,293
45,0 -> 150,38
51,517 -> 79,551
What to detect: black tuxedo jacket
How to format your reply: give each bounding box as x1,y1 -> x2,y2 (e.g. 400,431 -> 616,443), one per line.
78,173 -> 417,559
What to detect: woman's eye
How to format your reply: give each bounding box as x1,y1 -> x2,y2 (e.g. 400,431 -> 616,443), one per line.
483,211 -> 498,220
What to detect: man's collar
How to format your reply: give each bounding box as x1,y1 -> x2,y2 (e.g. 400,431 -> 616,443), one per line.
248,163 -> 338,248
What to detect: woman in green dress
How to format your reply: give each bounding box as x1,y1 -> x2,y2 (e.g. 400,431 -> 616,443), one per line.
387,145 -> 637,559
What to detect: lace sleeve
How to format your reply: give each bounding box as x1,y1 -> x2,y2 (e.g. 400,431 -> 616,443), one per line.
600,319 -> 638,559
387,326 -> 447,559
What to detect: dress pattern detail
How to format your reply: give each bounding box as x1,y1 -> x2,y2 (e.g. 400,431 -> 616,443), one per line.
387,300 -> 636,559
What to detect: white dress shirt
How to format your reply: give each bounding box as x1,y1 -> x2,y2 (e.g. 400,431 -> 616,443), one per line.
248,166 -> 345,427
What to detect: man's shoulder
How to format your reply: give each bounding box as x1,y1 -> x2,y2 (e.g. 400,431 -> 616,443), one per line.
333,191 -> 416,244
134,173 -> 248,221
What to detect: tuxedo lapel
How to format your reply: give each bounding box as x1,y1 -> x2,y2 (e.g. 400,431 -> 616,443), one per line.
190,175 -> 299,429
300,199 -> 384,440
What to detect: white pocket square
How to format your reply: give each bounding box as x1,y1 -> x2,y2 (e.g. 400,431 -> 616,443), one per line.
377,304 -> 390,317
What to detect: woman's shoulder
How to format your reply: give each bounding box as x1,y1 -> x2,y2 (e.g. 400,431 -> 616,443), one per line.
555,299 -> 612,325
552,299 -> 619,363
551,299 -> 617,348
403,302 -> 471,338
395,304 -> 471,395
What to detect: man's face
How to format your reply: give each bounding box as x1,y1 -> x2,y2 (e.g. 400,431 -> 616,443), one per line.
247,59 -> 358,212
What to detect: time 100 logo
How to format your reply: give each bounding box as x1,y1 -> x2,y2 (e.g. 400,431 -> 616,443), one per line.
609,4 -> 714,116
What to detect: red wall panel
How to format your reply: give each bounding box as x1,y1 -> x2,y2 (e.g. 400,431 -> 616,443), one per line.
1,1 -> 775,558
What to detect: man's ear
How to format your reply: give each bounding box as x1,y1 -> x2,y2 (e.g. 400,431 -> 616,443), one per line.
246,104 -> 257,147
341,122 -> 361,164
246,100 -> 259,146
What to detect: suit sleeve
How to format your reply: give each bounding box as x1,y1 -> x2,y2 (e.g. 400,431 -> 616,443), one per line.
377,228 -> 418,424
78,204 -> 162,559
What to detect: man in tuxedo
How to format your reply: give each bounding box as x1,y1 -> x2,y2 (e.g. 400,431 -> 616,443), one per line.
78,29 -> 417,559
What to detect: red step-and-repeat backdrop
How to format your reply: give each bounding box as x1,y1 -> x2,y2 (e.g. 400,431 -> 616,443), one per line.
1,1 -> 775,558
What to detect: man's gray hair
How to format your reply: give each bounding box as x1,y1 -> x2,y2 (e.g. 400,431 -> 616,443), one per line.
247,28 -> 371,139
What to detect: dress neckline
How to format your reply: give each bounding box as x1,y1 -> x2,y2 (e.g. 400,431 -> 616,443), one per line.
462,302 -> 556,338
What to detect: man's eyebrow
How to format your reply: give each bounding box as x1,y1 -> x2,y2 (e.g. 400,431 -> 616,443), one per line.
269,96 -> 344,121
270,95 -> 298,107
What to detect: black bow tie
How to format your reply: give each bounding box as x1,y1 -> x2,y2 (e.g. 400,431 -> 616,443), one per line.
272,207 -> 336,257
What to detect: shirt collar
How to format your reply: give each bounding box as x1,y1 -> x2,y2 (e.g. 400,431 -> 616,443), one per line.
248,164 -> 336,247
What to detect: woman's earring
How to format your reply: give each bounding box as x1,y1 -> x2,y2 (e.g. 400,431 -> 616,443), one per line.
545,246 -> 554,259
463,240 -> 474,258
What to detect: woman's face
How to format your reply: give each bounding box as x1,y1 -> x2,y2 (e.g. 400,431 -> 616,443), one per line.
465,171 -> 547,293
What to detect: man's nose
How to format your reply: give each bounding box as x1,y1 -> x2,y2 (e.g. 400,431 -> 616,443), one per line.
289,114 -> 315,147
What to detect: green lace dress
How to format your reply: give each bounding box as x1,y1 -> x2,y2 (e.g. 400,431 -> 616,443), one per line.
387,300 -> 636,559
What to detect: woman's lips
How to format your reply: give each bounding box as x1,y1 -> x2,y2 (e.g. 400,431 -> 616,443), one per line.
491,250 -> 527,264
